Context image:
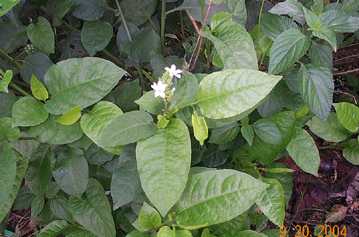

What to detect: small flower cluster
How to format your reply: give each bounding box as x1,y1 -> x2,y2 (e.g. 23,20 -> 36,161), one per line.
151,64 -> 182,99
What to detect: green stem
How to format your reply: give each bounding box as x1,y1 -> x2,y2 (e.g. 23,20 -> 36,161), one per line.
115,0 -> 133,42
10,83 -> 30,96
0,48 -> 21,69
161,0 -> 166,50
258,0 -> 265,26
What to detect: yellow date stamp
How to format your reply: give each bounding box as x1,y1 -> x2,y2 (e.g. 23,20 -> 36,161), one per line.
279,224 -> 347,237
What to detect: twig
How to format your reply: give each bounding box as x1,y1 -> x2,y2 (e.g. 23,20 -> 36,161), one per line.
115,0 -> 133,42
188,0 -> 213,71
334,68 -> 359,76
161,0 -> 166,50
10,83 -> 30,96
0,48 -> 21,69
258,0 -> 266,26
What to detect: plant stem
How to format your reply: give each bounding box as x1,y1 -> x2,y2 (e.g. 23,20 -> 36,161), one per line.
258,0 -> 265,26
161,0 -> 167,51
10,83 -> 30,96
0,48 -> 21,69
115,0 -> 133,42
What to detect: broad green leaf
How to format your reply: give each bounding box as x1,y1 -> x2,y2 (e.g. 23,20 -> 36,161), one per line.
254,119 -> 283,145
169,72 -> 199,112
196,69 -> 281,119
261,13 -> 298,41
209,123 -> 240,145
97,111 -> 156,147
137,202 -> 162,231
201,229 -> 215,237
268,29 -> 310,74
66,229 -> 96,237
12,96 -> 49,127
0,0 -> 20,17
68,179 -> 116,237
0,70 -> 13,93
210,214 -> 250,237
50,0 -> 74,26
26,17 -> 55,54
309,42 -> 332,68
176,230 -> 192,237
334,102 -> 359,133
175,169 -> 267,228
269,0 -> 305,24
307,113 -> 350,142
192,112 -> 208,145
44,57 -> 126,115
203,12 -> 258,70
136,119 -> 191,217
72,0 -> 106,21
0,145 -> 28,222
286,128 -> 320,176
321,9 -> 359,33
111,148 -> 141,209
303,7 -> 337,51
37,220 -> 69,237
157,226 -> 174,237
241,124 -> 254,146
81,21 -> 113,56
0,94 -> 17,117
0,144 -> 17,222
120,0 -> 158,26
20,52 -> 54,83
56,106 -> 82,126
301,65 -> 333,120
135,91 -> 165,114
80,101 -> 123,153
108,79 -> 141,112
29,116 -> 83,145
0,117 -> 20,142
342,140 -> 359,165
256,178 -> 285,226
53,148 -> 89,197
237,230 -> 268,237
31,74 -> 49,101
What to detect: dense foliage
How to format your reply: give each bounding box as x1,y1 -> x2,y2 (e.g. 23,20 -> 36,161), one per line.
1,0 -> 359,236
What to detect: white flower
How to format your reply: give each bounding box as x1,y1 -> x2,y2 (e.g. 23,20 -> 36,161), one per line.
165,64 -> 182,79
151,80 -> 167,98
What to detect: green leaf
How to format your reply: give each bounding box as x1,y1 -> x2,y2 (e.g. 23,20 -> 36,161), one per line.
157,226 -> 174,237
56,106 -> 82,126
321,9 -> 359,33
80,101 -> 123,152
66,229 -> 97,237
192,112 -> 208,145
111,148 -> 141,209
12,96 -> 49,127
268,28 -> 310,74
309,42 -> 332,68
301,65 -> 333,120
109,79 -> 141,112
175,169 -> 267,229
256,178 -> 285,226
0,145 -> 28,222
0,144 -> 17,222
0,70 -> 13,93
334,102 -> 359,133
241,124 -> 254,146
307,113 -> 351,142
196,69 -> 281,119
21,52 -> 54,83
37,220 -> 69,237
203,12 -> 258,70
342,139 -> 359,165
135,91 -> 165,114
0,0 -> 20,17
303,7 -> 337,51
209,123 -> 240,145
269,0 -> 305,24
120,0 -> 158,26
26,17 -> 55,54
0,117 -> 20,142
44,57 -> 126,115
137,202 -> 162,231
136,119 -> 191,217
97,111 -> 156,147
29,116 -> 83,145
261,13 -> 298,41
31,74 -> 49,101
72,0 -> 106,21
237,230 -> 268,237
286,128 -> 320,176
81,21 -> 113,56
254,119 -> 283,145
53,147 -> 89,197
68,179 -> 116,237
